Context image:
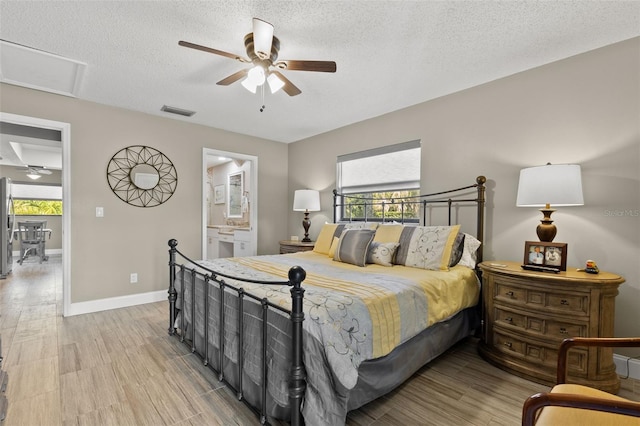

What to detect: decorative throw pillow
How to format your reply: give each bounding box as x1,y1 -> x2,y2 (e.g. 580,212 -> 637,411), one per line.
394,225 -> 461,270
340,222 -> 378,231
328,236 -> 340,258
372,224 -> 404,243
458,233 -> 482,269
333,229 -> 375,267
448,232 -> 465,267
366,242 -> 400,267
313,223 -> 340,255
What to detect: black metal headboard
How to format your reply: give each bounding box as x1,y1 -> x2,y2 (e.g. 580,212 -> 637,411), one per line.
333,175 -> 487,262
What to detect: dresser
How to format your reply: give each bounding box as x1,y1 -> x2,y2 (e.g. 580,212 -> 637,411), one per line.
279,240 -> 315,254
478,261 -> 624,393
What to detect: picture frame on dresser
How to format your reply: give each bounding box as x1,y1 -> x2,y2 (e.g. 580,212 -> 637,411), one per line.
523,241 -> 567,271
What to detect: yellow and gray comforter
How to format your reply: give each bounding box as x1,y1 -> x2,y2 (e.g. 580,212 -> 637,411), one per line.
198,251 -> 479,390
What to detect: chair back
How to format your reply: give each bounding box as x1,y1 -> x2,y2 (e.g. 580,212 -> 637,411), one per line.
16,221 -> 47,243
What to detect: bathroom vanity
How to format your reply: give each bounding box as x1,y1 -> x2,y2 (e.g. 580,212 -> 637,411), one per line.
207,226 -> 254,259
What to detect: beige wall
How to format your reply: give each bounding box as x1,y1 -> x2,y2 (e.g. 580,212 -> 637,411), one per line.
0,84 -> 289,303
288,37 -> 640,341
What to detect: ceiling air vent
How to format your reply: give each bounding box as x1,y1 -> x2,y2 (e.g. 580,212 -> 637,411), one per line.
161,105 -> 196,117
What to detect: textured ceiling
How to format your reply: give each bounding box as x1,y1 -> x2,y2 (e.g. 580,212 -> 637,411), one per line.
1,1 -> 639,143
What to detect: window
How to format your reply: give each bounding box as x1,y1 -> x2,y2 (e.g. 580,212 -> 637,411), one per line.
336,140 -> 420,222
12,182 -> 62,215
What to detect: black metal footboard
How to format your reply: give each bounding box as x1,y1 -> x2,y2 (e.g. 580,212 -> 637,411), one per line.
167,239 -> 306,425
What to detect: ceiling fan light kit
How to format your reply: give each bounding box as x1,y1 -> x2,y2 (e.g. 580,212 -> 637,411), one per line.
24,165 -> 53,180
179,17 -> 336,100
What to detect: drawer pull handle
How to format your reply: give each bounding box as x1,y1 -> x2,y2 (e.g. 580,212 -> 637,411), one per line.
560,299 -> 569,305
505,291 -> 514,297
504,342 -> 513,348
559,328 -> 568,334
505,317 -> 513,323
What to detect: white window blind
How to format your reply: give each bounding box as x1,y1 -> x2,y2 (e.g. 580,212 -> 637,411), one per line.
337,140 -> 421,193
12,183 -> 62,200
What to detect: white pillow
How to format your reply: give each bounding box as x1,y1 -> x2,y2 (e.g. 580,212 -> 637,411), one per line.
458,233 -> 481,269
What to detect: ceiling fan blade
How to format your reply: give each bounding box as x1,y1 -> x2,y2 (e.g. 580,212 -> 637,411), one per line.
252,18 -> 274,59
271,71 -> 301,96
26,165 -> 52,174
275,60 -> 337,73
216,69 -> 249,86
178,40 -> 250,63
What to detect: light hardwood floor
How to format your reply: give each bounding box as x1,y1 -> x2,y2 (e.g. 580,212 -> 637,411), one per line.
0,256 -> 637,425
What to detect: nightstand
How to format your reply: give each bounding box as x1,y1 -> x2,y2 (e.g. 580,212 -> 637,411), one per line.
279,240 -> 315,254
478,261 -> 625,393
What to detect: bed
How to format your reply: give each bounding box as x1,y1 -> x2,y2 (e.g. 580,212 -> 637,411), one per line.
167,176 -> 486,425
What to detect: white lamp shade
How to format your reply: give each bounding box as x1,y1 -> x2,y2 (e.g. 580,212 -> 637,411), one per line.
267,73 -> 284,93
293,189 -> 320,212
516,164 -> 584,207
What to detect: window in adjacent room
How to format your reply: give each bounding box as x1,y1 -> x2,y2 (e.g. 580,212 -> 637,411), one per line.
12,182 -> 63,215
336,140 -> 420,222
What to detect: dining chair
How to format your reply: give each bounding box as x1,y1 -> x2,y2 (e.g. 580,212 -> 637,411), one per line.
16,221 -> 49,264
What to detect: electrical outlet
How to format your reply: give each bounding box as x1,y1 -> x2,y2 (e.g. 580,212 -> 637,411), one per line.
130,273 -> 138,283
96,207 -> 104,217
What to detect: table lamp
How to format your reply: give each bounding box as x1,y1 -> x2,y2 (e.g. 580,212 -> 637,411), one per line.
293,189 -> 320,242
516,163 -> 584,242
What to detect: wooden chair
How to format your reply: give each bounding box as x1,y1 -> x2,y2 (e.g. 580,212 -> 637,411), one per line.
522,337 -> 640,426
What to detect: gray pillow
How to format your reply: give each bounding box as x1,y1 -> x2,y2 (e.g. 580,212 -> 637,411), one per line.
449,232 -> 465,267
333,229 -> 375,267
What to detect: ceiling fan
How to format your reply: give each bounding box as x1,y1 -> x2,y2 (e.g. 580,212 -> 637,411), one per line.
23,165 -> 52,180
179,18 -> 337,97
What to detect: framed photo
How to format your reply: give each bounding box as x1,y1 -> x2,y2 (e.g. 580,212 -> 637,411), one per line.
523,241 -> 568,271
213,184 -> 225,204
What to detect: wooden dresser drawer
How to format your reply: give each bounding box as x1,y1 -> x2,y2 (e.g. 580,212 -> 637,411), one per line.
494,278 -> 590,316
494,306 -> 587,339
493,327 -> 588,376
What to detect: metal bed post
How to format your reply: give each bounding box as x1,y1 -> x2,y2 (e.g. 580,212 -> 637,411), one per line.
475,176 -> 486,263
288,266 -> 306,426
168,239 -> 178,335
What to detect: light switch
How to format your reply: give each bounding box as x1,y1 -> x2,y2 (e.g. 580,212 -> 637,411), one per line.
96,207 -> 104,217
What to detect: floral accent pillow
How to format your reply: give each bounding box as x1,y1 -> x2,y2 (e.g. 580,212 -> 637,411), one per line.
366,242 -> 400,267
394,225 -> 461,270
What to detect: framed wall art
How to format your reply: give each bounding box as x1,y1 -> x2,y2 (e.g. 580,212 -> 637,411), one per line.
213,184 -> 225,204
523,241 -> 568,271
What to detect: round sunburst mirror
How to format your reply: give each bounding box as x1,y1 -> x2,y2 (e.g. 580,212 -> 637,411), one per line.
106,145 -> 177,207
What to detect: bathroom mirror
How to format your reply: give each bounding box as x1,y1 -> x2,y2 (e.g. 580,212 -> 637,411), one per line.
227,171 -> 243,218
107,145 -> 177,207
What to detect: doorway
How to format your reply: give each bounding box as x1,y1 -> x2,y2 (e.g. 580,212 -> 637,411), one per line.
202,148 -> 258,259
0,112 -> 70,316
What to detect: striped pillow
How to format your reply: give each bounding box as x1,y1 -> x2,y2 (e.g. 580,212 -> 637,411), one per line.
333,229 -> 375,267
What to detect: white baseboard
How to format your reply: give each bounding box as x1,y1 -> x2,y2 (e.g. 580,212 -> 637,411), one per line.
65,290 -> 167,317
614,353 -> 640,380
12,249 -> 62,256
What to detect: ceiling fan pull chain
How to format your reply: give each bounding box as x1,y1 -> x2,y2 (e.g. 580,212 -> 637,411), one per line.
259,83 -> 266,112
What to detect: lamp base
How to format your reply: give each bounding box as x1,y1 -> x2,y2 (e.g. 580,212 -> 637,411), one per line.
536,207 -> 557,242
301,211 -> 311,243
